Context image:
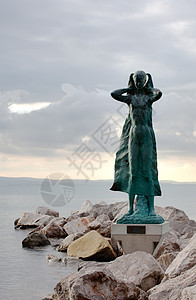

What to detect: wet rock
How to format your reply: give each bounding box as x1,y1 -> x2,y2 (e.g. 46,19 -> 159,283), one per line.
42,294 -> 54,300
42,217 -> 67,239
163,233 -> 196,281
57,232 -> 84,252
46,254 -> 80,267
107,251 -> 164,291
51,267 -> 148,300
14,218 -> 20,227
22,231 -> 51,248
67,230 -> 116,261
46,254 -> 62,263
36,206 -> 59,217
49,238 -> 64,247
15,212 -> 54,229
88,213 -> 112,237
148,265 -> 196,300
63,216 -> 95,235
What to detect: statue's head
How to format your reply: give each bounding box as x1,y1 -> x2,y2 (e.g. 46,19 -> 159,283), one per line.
133,70 -> 147,89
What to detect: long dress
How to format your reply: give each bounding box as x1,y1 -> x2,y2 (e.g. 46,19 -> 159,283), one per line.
110,101 -> 161,196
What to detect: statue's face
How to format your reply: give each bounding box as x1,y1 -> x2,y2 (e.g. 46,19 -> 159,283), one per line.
133,71 -> 147,89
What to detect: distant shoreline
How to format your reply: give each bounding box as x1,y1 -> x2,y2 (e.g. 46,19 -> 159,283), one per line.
0,176 -> 196,184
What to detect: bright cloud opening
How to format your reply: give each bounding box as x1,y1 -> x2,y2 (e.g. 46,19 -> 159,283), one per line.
9,102 -> 51,114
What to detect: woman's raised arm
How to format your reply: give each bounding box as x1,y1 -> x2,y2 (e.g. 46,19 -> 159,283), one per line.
111,88 -> 131,104
147,88 -> 162,103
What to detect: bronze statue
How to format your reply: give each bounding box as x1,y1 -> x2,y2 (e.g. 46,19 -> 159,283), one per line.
111,70 -> 164,224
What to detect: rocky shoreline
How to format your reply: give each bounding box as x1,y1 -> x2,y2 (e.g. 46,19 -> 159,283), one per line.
14,201 -> 196,299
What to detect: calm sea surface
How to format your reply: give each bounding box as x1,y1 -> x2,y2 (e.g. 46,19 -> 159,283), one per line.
0,177 -> 195,300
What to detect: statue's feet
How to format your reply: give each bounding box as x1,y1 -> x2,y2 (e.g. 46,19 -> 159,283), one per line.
148,210 -> 156,217
124,209 -> 134,216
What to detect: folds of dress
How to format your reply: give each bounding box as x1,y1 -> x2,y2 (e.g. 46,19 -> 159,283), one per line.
110,103 -> 161,197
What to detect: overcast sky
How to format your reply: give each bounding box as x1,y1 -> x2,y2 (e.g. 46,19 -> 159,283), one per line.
0,0 -> 196,181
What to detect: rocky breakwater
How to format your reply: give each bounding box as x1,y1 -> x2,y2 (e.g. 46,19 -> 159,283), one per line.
14,201 -> 127,252
14,206 -> 67,248
148,233 -> 196,300
14,201 -> 196,299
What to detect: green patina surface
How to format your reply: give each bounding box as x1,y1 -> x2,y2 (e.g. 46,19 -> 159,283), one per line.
117,195 -> 164,224
111,71 -> 164,224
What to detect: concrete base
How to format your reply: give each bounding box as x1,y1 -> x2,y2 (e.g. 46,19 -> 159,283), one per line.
111,222 -> 169,255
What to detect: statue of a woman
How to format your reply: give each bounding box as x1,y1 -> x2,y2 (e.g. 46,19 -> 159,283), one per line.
111,70 -> 163,223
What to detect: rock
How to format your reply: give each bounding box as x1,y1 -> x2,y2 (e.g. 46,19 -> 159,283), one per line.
51,267 -> 148,300
42,217 -> 67,239
108,237 -> 123,257
78,260 -> 106,272
61,256 -> 81,266
78,200 -> 93,217
78,200 -> 129,222
57,233 -> 84,252
91,202 -> 112,219
157,252 -> 177,271
114,204 -> 129,222
14,218 -> 20,227
155,206 -> 189,222
64,213 -> 79,223
88,214 -> 112,237
154,229 -> 181,259
46,254 -> 80,267
155,206 -> 196,239
163,233 -> 196,280
63,216 -> 95,235
49,238 -> 64,247
169,218 -> 196,240
181,285 -> 196,300
46,254 -> 62,263
14,212 -> 54,229
22,231 -> 51,248
70,209 -> 79,215
76,200 -> 134,222
42,294 -> 54,300
67,230 -> 116,261
78,200 -> 109,219
36,206 -> 59,217
148,265 -> 196,300
107,251 -> 164,291
108,201 -> 128,220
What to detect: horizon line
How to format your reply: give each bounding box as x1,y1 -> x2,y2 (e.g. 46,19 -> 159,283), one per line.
0,176 -> 195,184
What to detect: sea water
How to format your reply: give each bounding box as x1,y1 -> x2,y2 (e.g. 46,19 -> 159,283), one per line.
0,177 -> 195,300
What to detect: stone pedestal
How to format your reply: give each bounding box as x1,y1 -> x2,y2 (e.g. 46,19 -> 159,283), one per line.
111,222 -> 169,255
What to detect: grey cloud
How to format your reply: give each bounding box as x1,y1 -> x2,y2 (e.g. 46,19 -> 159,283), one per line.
0,0 -> 196,164
0,85 -> 114,156
1,0 -> 196,93
0,82 -> 195,162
